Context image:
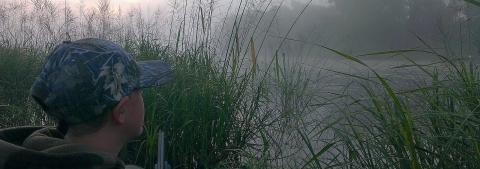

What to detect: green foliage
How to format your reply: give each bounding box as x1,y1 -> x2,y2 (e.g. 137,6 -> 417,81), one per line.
2,0 -> 480,169
319,46 -> 480,168
466,0 -> 480,7
0,46 -> 52,127
119,40 -> 266,168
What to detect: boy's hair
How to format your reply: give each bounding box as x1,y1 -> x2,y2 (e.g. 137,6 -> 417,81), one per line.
58,89 -> 141,136
58,113 -> 108,136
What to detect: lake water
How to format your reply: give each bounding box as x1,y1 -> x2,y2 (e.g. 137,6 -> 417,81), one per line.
243,55 -> 444,167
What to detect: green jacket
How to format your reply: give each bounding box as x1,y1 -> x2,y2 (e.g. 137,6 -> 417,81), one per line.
0,126 -> 132,169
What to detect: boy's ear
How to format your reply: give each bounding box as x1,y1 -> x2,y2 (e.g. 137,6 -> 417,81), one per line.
112,96 -> 129,124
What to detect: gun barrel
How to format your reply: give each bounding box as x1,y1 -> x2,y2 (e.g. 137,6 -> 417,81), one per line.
157,130 -> 165,169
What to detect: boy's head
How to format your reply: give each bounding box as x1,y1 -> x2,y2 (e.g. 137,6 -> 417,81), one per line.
30,38 -> 172,136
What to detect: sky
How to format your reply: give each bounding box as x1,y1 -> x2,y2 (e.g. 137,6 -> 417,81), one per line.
55,0 -> 168,13
50,0 -> 330,13
65,0 -> 167,8
47,0 -> 331,29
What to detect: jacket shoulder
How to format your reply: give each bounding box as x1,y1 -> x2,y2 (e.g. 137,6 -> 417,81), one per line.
0,126 -> 45,146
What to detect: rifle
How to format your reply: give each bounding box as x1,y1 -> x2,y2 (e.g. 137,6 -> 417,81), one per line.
155,130 -> 170,169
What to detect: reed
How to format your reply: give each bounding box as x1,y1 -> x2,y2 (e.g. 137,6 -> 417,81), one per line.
1,0 -> 480,168
305,40 -> 480,168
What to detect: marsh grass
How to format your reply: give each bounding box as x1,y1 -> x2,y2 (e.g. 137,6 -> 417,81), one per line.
314,44 -> 480,168
124,41 -> 267,168
0,46 -> 51,127
2,0 -> 480,168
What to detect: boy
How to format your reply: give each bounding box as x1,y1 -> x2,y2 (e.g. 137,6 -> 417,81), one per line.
0,38 -> 172,169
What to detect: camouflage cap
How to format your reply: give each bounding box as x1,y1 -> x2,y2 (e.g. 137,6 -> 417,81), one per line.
30,38 -> 172,124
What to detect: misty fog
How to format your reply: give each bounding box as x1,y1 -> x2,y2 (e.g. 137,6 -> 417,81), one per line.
219,0 -> 480,63
2,1 -> 480,167
2,0 -> 479,65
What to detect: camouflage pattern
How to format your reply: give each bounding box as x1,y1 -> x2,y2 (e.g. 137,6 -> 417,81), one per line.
30,38 -> 172,124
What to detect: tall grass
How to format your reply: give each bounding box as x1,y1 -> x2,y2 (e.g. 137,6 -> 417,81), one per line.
0,46 -> 51,127
304,36 -> 480,168
2,0 -> 480,168
1,1 -> 316,168
117,38 -> 271,168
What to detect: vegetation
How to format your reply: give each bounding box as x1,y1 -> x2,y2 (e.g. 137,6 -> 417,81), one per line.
1,0 -> 480,168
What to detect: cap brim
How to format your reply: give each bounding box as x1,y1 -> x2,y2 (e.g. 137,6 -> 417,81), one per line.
136,60 -> 173,88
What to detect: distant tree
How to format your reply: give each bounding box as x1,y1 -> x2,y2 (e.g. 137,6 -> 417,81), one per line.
97,0 -> 113,39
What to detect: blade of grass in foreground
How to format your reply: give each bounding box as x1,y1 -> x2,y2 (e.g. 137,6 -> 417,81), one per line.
269,35 -> 422,168
466,0 -> 480,7
250,37 -> 257,76
299,117 -> 341,169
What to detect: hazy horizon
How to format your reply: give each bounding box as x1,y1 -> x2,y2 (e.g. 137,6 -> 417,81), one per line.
2,0 -> 479,61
